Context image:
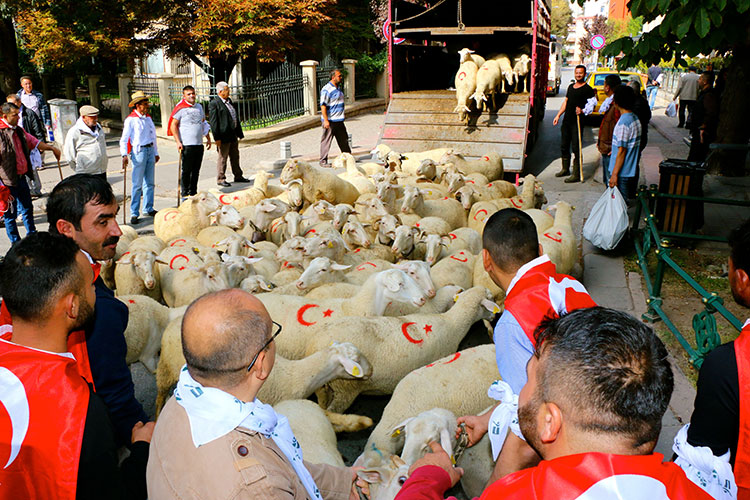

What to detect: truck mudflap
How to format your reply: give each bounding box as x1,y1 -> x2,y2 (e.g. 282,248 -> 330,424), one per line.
378,90 -> 530,173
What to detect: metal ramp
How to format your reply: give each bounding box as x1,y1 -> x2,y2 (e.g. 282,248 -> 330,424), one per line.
378,90 -> 530,173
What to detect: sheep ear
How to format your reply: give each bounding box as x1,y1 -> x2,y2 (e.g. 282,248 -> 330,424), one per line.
331,263 -> 351,271
390,418 -> 412,438
117,254 -> 133,265
221,253 -> 230,262
440,428 -> 453,456
260,280 -> 275,291
481,298 -> 502,315
154,258 -> 169,265
337,355 -> 365,378
357,467 -> 388,484
244,256 -> 263,264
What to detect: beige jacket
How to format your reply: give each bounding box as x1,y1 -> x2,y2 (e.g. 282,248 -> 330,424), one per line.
147,398 -> 353,500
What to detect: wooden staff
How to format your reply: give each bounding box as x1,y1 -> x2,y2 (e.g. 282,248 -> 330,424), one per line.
122,164 -> 127,225
576,113 -> 584,183
177,149 -> 182,207
56,160 -> 63,181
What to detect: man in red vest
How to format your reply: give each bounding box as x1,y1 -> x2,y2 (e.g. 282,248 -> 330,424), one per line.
680,218 -> 750,498
0,232 -> 150,499
393,307 -> 713,500
457,208 -> 596,480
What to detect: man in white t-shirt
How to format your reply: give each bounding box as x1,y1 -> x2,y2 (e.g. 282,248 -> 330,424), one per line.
169,85 -> 211,197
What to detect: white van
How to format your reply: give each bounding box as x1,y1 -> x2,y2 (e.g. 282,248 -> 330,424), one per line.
547,39 -> 563,95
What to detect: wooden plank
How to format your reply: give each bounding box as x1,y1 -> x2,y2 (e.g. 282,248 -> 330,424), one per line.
379,138 -> 525,160
394,91 -> 530,106
388,98 -> 529,115
385,112 -> 528,128
382,123 -> 527,143
394,27 -> 532,36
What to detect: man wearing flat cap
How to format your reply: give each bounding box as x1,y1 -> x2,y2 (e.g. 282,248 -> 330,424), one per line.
119,91 -> 160,225
65,105 -> 108,179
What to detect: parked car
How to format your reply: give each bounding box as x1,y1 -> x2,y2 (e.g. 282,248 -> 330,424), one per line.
587,69 -> 648,115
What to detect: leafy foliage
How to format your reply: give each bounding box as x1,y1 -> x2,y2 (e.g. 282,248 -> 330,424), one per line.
355,49 -> 386,97
578,15 -> 612,57
607,16 -> 643,41
550,0 -> 573,41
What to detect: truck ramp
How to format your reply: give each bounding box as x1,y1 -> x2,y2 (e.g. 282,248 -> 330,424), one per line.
378,90 -> 530,173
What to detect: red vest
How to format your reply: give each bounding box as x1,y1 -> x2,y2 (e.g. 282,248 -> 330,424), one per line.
503,257 -> 597,344
735,321 -> 750,499
0,337 -> 90,500
167,98 -> 192,136
481,452 -> 715,499
0,301 -> 95,388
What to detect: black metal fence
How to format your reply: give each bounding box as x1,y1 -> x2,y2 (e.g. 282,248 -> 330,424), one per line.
316,55 -> 343,104
128,77 -> 162,126
170,61 -> 307,130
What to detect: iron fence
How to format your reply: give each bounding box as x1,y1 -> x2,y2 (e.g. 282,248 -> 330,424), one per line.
170,61 -> 306,130
128,76 -> 162,126
317,54 -> 344,104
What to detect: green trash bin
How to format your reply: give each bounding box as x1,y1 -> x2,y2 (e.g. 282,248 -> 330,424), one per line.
656,159 -> 706,234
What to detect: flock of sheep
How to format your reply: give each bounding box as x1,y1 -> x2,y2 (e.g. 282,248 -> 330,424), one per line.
455,47 -> 532,122
106,144 -> 577,499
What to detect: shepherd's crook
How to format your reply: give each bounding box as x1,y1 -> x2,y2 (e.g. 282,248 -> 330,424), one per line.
576,113 -> 584,182
177,149 -> 182,207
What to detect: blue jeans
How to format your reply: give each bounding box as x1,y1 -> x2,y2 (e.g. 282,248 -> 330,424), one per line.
647,86 -> 658,109
4,176 -> 36,243
130,146 -> 155,217
604,162 -> 634,200
601,154 -> 610,184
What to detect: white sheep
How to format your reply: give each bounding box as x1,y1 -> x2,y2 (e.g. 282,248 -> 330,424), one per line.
525,207 -> 554,234
439,151 -> 504,182
454,181 -> 517,210
275,178 -> 304,211
490,53 -> 515,93
540,201 -> 576,274
467,173 -> 537,233
392,408 -> 457,465
384,284 -> 464,316
273,400 -> 347,467
430,249 -> 475,290
160,262 -> 230,307
458,47 -> 486,68
219,254 -> 263,287
294,257 -> 352,292
154,192 -> 222,241
473,255 -> 504,303
472,60 -> 501,111
118,294 -> 186,373
513,53 -> 531,92
334,153 -> 376,195
305,287 -> 501,412
267,211 -> 305,246
390,225 -> 422,261
400,186 -> 467,230
356,453 -> 411,500
280,159 -> 360,205
249,198 -> 291,232
311,260 -> 436,299
454,59 -> 478,122
113,235 -> 167,300
239,274 -> 277,294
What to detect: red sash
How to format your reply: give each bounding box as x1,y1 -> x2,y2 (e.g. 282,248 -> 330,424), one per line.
481,452 -> 714,499
0,301 -> 95,388
167,98 -> 193,137
0,338 -> 90,500
735,322 -> 750,499
503,257 -> 596,345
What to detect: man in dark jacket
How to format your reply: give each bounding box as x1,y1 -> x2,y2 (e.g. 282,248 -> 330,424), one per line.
208,81 -> 249,187
7,93 -> 45,196
0,102 -> 60,243
47,174 -> 151,446
688,72 -> 720,162
0,232 -> 149,500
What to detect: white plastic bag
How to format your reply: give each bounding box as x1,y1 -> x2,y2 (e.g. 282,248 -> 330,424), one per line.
583,187 -> 629,250
666,100 -> 678,117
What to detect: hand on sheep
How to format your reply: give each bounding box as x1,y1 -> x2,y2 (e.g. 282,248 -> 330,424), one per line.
407,441 -> 464,487
456,410 -> 492,446
351,467 -> 369,500
132,420 -> 155,444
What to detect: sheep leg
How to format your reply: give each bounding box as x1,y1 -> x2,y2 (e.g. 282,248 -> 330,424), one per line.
324,411 -> 374,433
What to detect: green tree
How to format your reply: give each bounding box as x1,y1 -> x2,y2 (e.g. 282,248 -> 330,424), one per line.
578,15 -> 612,59
601,0 -> 750,175
551,0 -> 573,41
607,16 -> 643,40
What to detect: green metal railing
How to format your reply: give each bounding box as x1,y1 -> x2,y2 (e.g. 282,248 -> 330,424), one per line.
632,184 -> 750,368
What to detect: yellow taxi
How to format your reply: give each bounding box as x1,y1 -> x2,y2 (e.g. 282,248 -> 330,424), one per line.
587,70 -> 649,115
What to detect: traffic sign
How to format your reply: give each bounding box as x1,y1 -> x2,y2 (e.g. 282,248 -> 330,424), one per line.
590,34 -> 606,50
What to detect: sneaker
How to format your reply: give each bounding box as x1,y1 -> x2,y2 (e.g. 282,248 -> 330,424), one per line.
130,216 -> 140,225
148,210 -> 158,217
234,177 -> 251,183
217,181 -> 231,187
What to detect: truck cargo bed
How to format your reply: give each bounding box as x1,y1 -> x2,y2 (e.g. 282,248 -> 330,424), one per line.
378,90 -> 530,173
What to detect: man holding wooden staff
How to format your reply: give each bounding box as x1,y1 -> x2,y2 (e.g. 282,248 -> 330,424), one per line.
552,65 -> 595,183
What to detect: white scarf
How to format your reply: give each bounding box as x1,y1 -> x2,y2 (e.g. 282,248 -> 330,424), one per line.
599,94 -> 615,115
487,379 -> 524,460
175,366 -> 323,500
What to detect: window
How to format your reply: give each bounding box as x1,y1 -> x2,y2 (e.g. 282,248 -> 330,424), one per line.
594,73 -> 617,86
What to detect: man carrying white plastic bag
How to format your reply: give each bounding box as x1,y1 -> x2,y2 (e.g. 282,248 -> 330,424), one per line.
583,186 -> 629,250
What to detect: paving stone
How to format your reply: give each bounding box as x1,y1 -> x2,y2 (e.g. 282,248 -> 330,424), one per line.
584,253 -> 628,289
588,285 -> 634,311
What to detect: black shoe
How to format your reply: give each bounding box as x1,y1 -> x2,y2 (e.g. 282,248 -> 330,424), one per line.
148,210 -> 158,217
217,181 -> 231,187
130,216 -> 140,225
234,177 -> 251,183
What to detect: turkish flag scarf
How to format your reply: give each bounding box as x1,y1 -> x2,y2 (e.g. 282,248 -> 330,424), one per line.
481,452 -> 715,499
503,255 -> 597,345
0,335 -> 90,500
734,320 -> 750,499
167,98 -> 193,136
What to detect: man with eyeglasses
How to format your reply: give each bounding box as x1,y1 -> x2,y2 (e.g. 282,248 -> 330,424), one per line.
147,289 -> 362,499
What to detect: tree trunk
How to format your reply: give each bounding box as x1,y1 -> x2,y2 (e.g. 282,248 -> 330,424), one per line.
208,54 -> 240,86
0,18 -> 20,96
708,41 -> 750,176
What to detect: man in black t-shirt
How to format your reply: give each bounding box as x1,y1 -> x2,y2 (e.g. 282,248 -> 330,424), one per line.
553,65 -> 596,183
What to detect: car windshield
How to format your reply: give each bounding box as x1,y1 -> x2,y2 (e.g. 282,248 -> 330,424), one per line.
593,73 -> 618,86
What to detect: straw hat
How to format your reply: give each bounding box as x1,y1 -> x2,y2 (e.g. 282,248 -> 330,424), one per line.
129,91 -> 150,108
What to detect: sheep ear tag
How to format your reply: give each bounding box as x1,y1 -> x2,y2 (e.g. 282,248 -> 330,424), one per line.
339,357 -> 364,378
327,242 -> 334,248
390,418 -> 411,438
453,293 -> 460,302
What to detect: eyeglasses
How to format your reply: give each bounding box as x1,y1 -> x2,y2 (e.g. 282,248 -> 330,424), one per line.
247,321 -> 282,372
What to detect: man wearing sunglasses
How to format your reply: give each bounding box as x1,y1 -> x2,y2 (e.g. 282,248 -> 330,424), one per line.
147,289 -> 362,499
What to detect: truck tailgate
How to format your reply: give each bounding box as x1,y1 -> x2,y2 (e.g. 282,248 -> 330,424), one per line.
378,90 -> 529,173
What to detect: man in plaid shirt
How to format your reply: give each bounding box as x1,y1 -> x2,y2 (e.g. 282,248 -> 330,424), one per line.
606,85 -> 641,200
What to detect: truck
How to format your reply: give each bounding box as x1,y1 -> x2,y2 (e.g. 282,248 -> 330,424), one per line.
379,0 -> 552,176
547,36 -> 562,96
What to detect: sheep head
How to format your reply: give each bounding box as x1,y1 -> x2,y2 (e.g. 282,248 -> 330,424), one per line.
283,179 -> 304,210
254,199 -> 290,231
332,152 -> 354,169
392,408 -> 457,466
416,159 -> 437,181
327,341 -> 372,380
420,234 -> 450,266
357,454 -> 410,500
283,211 -> 304,239
342,219 -> 372,249
240,274 -> 276,294
390,225 -> 419,258
375,214 -> 400,245
215,233 -> 256,257
377,269 -> 427,310
445,171 -> 465,194
117,250 -> 159,289
209,205 -> 245,230
280,159 -> 307,184
457,47 -> 475,63
454,185 -> 477,210
392,260 -> 436,298
295,257 -> 350,291
332,204 -> 356,232
400,186 -> 423,214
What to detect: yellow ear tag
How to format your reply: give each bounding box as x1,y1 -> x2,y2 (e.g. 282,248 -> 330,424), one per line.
192,247 -> 201,254
451,455 -> 456,465
428,190 -> 433,195
327,242 -> 334,248
391,429 -> 401,438
493,306 -> 500,314
350,366 -> 360,377
454,294 -> 460,302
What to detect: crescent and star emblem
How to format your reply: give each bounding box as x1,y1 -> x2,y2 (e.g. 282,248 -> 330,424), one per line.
169,254 -> 189,270
0,367 -> 30,469
473,209 -> 488,221
297,304 -> 319,326
401,322 -> 422,344
170,238 -> 187,247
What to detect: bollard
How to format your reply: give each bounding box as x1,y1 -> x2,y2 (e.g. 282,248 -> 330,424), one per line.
280,141 -> 292,160
348,133 -> 353,150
